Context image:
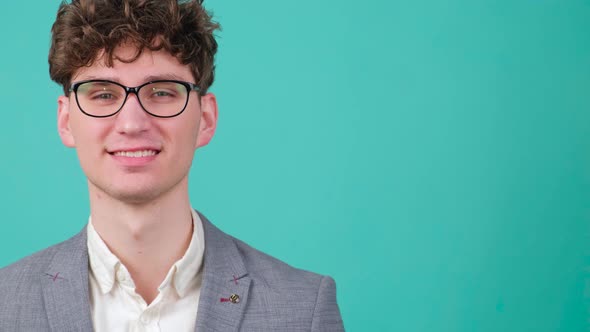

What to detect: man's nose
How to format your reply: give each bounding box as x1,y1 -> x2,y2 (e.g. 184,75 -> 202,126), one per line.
114,93 -> 152,135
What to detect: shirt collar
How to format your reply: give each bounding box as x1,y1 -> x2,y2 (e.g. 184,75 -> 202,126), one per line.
87,219 -> 119,294
169,208 -> 205,297
86,208 -> 205,297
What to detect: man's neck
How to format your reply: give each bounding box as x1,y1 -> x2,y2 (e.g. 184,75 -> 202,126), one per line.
87,179 -> 194,304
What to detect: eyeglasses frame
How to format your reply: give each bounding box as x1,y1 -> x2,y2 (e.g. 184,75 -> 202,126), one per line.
68,79 -> 202,118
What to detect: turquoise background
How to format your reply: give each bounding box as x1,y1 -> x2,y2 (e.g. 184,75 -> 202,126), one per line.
1,0 -> 589,330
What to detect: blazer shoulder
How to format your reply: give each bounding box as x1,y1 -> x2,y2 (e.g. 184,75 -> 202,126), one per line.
232,235 -> 326,288
0,229 -> 90,330
226,233 -> 345,331
199,211 -> 329,289
0,230 -> 84,286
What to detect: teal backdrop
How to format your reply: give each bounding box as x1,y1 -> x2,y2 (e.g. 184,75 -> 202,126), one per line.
0,0 -> 589,331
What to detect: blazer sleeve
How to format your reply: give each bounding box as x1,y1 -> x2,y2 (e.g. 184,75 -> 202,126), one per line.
311,276 -> 345,331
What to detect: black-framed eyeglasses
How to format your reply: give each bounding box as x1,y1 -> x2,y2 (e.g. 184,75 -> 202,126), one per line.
69,79 -> 201,118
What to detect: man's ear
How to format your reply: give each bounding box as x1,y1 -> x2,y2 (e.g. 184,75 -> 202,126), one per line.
57,95 -> 76,148
195,93 -> 218,149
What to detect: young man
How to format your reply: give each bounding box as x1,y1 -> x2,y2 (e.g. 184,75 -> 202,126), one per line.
0,0 -> 344,331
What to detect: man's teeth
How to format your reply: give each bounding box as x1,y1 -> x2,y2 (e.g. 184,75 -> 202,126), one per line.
113,150 -> 158,157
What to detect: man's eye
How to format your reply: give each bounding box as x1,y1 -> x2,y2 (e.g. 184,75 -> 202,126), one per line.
152,90 -> 175,98
86,91 -> 120,103
93,93 -> 115,100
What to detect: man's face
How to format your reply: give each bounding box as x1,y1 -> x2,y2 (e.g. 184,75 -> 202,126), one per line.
57,44 -> 218,205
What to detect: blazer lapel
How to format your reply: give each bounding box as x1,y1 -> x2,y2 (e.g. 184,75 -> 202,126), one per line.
195,212 -> 251,331
41,228 -> 94,332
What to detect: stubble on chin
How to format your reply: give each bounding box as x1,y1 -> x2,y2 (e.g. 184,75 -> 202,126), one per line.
86,174 -> 187,207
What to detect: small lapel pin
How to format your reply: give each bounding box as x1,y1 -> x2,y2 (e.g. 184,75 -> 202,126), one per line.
220,294 -> 240,304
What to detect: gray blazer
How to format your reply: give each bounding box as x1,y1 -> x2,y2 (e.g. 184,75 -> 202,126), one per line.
0,212 -> 344,331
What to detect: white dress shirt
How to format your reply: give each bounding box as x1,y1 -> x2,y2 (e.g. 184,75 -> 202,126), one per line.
87,209 -> 205,332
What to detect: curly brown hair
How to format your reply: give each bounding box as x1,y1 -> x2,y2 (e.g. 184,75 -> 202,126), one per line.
49,0 -> 220,95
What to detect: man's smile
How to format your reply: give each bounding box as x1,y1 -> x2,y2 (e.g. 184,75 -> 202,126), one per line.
112,150 -> 159,157
107,146 -> 162,166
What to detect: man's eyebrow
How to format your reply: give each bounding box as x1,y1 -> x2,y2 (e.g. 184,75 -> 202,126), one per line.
75,74 -> 191,84
143,74 -> 190,82
74,75 -> 116,82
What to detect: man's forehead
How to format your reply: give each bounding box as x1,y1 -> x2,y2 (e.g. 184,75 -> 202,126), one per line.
71,46 -> 192,83
93,46 -> 164,69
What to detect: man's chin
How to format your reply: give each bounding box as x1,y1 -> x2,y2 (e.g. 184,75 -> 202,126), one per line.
110,191 -> 162,205
86,173 -> 188,206
88,181 -> 162,205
